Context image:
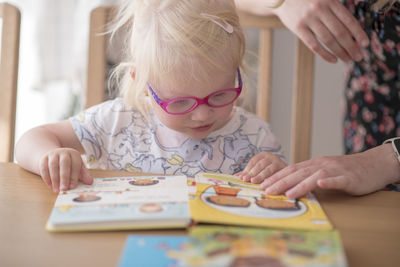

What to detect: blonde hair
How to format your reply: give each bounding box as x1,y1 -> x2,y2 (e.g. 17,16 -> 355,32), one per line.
110,0 -> 246,116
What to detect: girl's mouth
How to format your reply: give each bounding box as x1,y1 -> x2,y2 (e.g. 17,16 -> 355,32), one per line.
190,124 -> 213,131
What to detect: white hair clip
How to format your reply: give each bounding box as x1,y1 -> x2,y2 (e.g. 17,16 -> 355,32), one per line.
200,13 -> 233,34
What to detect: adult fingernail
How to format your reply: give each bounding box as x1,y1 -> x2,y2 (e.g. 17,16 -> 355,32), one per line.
355,52 -> 363,61
361,39 -> 369,47
265,187 -> 275,194
260,180 -> 270,189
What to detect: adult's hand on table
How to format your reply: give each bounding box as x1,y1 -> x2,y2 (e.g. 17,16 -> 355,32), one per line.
260,144 -> 400,199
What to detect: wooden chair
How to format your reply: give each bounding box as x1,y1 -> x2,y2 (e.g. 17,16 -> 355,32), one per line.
86,7 -> 314,164
0,3 -> 21,162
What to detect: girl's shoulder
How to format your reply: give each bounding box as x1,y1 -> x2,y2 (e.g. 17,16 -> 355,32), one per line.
72,97 -> 149,125
209,106 -> 271,137
233,106 -> 271,127
82,98 -> 141,115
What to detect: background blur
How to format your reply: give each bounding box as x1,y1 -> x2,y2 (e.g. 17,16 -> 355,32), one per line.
8,0 -> 345,161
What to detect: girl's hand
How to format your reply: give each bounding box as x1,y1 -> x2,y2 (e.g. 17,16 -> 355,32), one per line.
39,148 -> 93,192
236,152 -> 287,184
273,0 -> 369,63
260,144 -> 400,199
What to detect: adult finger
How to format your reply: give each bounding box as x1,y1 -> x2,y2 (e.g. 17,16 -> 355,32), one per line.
297,26 -> 338,63
317,10 -> 356,62
263,166 -> 313,195
48,154 -> 60,192
329,1 -> 369,47
285,169 -> 327,199
317,175 -> 350,191
250,163 -> 279,184
59,153 -> 71,191
321,9 -> 363,61
260,163 -> 303,190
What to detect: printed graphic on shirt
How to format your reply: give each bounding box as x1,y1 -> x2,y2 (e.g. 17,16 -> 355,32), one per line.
70,98 -> 283,177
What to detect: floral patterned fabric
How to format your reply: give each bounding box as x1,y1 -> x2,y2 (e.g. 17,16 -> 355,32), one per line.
343,0 -> 400,154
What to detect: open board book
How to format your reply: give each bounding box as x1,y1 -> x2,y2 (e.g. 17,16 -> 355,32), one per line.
46,172 -> 332,231
190,172 -> 332,230
46,175 -> 190,231
118,226 -> 347,267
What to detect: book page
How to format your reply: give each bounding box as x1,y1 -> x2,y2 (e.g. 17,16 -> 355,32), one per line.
190,173 -> 332,230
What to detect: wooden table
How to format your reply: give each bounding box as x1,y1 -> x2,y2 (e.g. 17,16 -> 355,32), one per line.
0,162 -> 399,267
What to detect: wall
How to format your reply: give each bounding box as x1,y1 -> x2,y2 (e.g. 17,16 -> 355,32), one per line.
269,29 -> 345,160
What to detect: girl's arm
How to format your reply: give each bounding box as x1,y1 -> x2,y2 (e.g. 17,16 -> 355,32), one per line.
15,120 -> 92,192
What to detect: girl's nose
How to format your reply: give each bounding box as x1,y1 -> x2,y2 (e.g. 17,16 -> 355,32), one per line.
190,104 -> 212,121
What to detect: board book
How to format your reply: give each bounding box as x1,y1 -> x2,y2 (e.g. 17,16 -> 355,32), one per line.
190,172 -> 333,230
118,226 -> 347,267
46,175 -> 190,232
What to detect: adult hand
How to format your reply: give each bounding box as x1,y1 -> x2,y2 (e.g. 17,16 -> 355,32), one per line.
260,144 -> 400,199
273,0 -> 369,63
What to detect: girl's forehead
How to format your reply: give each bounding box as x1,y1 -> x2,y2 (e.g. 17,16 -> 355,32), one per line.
156,68 -> 236,96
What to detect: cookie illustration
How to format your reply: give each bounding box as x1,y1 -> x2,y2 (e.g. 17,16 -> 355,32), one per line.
139,203 -> 163,213
213,185 -> 241,196
255,199 -> 299,210
206,195 -> 250,207
73,193 -> 101,202
129,179 -> 159,186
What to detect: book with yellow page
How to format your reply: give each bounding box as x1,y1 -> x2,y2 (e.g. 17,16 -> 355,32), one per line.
189,172 -> 333,230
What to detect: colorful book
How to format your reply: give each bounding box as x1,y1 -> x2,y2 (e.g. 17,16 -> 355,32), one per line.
46,175 -> 190,232
118,226 -> 347,267
190,172 -> 333,230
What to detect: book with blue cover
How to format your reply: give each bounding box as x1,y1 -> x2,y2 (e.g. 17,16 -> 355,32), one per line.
46,175 -> 190,232
118,226 -> 347,267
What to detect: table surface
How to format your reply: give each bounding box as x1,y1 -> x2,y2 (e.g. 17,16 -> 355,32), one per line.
0,162 -> 399,267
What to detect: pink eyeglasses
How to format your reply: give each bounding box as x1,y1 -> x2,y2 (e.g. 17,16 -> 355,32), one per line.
147,69 -> 242,115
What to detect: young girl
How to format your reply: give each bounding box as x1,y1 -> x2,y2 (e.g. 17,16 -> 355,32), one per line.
15,0 -> 286,193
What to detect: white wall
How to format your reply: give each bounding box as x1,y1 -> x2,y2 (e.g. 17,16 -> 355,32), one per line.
269,29 -> 345,160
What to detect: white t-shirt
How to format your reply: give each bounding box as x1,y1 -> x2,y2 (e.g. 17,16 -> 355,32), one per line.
70,98 -> 284,177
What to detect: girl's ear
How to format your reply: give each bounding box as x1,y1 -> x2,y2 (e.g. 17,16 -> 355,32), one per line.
130,71 -> 135,79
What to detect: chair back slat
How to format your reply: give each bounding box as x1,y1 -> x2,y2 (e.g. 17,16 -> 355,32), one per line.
0,3 -> 21,162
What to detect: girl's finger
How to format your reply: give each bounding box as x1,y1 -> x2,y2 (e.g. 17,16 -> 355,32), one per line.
59,153 -> 71,191
249,157 -> 272,177
79,164 -> 93,185
39,156 -> 52,188
48,154 -> 60,193
69,154 -> 82,189
251,162 -> 283,184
